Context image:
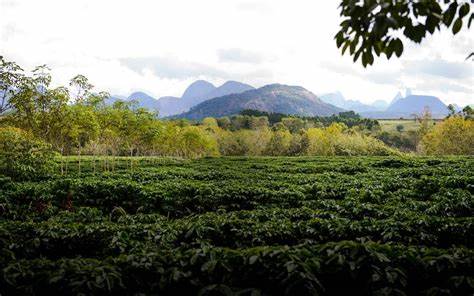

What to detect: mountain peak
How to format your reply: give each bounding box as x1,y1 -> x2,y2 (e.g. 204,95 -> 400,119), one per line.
129,91 -> 152,98
260,83 -> 307,92
176,83 -> 343,120
387,94 -> 448,116
181,80 -> 216,100
221,80 -> 247,87
320,92 -> 378,113
390,92 -> 403,105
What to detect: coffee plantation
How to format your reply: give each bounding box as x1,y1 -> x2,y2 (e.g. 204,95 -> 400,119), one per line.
0,156 -> 473,295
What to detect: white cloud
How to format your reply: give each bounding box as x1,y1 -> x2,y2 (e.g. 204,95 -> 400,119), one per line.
0,0 -> 472,105
217,48 -> 265,64
403,59 -> 473,80
120,56 -> 229,79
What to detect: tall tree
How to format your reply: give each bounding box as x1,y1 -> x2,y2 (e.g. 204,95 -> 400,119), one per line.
0,56 -> 24,115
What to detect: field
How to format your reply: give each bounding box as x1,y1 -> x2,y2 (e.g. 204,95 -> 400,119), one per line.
378,119 -> 443,134
1,156 -> 473,295
378,119 -> 421,133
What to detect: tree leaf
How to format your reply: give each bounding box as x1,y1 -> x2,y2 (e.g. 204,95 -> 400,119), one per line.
393,39 -> 404,57
452,18 -> 463,34
443,2 -> 458,26
459,3 -> 470,18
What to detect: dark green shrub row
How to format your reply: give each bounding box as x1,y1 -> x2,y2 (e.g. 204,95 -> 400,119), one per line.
1,209 -> 472,261
2,241 -> 473,295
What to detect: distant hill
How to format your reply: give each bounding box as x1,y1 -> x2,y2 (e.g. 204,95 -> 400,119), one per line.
205,81 -> 254,101
107,85 -> 455,120
156,96 -> 181,117
180,80 -> 217,110
106,80 -> 254,117
362,94 -> 449,119
178,80 -> 254,113
320,92 -> 377,113
386,95 -> 448,116
128,92 -> 161,111
371,100 -> 389,110
390,92 -> 403,106
319,92 -> 346,107
176,84 -> 343,120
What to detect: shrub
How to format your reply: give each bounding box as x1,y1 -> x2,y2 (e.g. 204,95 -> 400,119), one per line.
0,126 -> 57,180
334,133 -> 398,156
420,116 -> 474,155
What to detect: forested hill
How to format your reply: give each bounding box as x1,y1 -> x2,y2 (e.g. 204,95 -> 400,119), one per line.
175,84 -> 343,120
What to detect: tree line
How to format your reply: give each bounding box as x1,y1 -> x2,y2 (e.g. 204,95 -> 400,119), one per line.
0,56 -> 473,179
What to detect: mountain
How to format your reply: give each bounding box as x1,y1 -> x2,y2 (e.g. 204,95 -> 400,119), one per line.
105,95 -> 128,106
128,92 -> 160,110
176,84 -> 343,120
205,81 -> 254,100
106,80 -> 255,117
156,96 -> 181,117
386,95 -> 448,117
180,80 -> 216,107
320,92 -> 377,113
390,92 -> 403,106
371,100 -> 389,110
178,80 -> 254,113
319,92 -> 346,107
362,94 -> 448,119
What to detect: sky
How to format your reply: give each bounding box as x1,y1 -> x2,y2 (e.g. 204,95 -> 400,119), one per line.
1,0 -> 473,106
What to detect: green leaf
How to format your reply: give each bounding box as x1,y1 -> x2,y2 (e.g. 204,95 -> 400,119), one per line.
249,255 -> 259,265
374,42 -> 382,57
425,15 -> 439,34
393,39 -> 404,57
335,31 -> 345,48
201,260 -> 217,272
353,49 -> 363,63
443,2 -> 458,26
367,51 -> 374,65
350,35 -> 359,55
452,18 -> 463,34
385,43 -> 394,60
342,41 -> 350,55
362,52 -> 368,67
459,3 -> 470,18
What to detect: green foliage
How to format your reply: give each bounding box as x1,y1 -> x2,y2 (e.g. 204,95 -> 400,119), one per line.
0,157 -> 473,294
240,109 -> 380,130
421,116 -> 474,155
336,0 -> 473,66
0,127 -> 57,180
376,130 -> 419,152
396,124 -> 404,133
0,56 -> 24,115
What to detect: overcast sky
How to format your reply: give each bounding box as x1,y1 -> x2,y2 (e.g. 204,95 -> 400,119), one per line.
1,0 -> 473,105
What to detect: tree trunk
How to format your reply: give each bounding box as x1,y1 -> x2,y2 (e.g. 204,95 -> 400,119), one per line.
60,148 -> 64,175
78,147 -> 81,175
65,157 -> 68,175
